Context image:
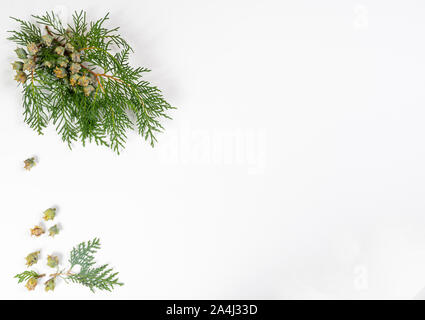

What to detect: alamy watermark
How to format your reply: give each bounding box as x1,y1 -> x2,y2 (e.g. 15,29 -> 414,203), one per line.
353,264 -> 369,291
157,128 -> 267,175
353,4 -> 369,30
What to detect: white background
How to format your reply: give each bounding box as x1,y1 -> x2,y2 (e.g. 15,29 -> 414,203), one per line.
1,0 -> 425,300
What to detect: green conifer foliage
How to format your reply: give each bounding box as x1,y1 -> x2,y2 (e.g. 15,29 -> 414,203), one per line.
8,11 -> 174,153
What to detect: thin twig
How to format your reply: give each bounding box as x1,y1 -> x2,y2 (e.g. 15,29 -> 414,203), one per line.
49,270 -> 74,278
45,26 -> 53,36
98,73 -> 122,82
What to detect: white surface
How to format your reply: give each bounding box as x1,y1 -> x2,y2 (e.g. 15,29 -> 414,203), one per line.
1,0 -> 425,300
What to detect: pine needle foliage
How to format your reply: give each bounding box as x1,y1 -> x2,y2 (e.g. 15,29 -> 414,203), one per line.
8,11 -> 174,153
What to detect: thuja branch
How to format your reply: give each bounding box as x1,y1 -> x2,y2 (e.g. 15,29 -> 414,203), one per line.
46,27 -> 122,92
8,11 -> 174,153
15,238 -> 123,292
14,271 -> 45,291
65,238 -> 123,292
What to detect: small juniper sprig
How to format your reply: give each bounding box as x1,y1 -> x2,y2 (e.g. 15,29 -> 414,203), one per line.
15,270 -> 43,283
8,11 -> 174,153
15,238 -> 123,292
15,271 -> 45,291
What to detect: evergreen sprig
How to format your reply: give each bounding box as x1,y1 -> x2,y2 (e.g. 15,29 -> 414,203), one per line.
14,270 -> 42,283
8,11 -> 174,153
67,238 -> 123,292
68,264 -> 122,292
69,237 -> 100,270
15,238 -> 123,292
